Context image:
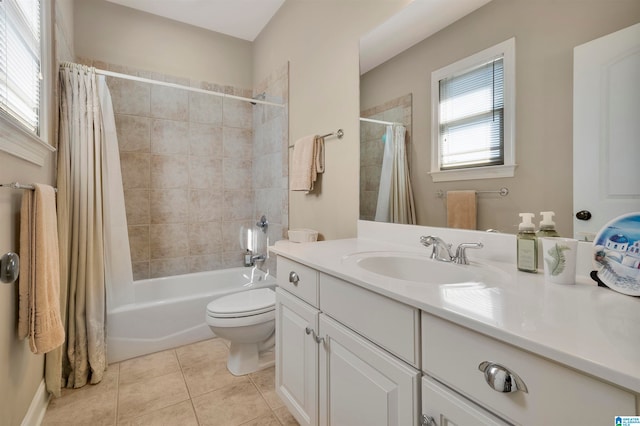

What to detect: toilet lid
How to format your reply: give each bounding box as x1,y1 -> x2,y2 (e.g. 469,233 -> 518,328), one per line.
206,288 -> 275,318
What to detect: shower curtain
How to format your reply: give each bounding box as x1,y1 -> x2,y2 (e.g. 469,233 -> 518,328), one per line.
51,63 -> 127,395
374,125 -> 416,224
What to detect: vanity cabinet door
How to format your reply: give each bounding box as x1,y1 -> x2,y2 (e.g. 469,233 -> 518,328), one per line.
276,288 -> 319,426
422,376 -> 510,426
318,314 -> 420,426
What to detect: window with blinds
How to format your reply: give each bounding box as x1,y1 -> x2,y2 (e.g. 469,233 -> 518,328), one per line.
439,58 -> 504,169
430,38 -> 515,182
0,0 -> 42,135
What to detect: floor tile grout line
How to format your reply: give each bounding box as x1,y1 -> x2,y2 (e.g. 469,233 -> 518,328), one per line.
174,347 -> 203,425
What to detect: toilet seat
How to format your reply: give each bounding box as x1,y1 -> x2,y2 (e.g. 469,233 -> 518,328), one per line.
206,288 -> 275,318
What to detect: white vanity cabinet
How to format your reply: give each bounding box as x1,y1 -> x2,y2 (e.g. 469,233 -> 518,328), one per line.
275,256 -> 421,426
421,312 -> 637,425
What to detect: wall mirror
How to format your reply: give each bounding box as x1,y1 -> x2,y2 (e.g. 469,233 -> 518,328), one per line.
359,0 -> 640,237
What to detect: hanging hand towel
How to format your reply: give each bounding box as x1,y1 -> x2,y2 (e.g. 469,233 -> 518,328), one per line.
18,184 -> 65,354
446,190 -> 477,230
290,135 -> 325,192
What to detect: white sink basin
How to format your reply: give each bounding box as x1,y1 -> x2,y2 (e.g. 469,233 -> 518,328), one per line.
343,251 -> 507,285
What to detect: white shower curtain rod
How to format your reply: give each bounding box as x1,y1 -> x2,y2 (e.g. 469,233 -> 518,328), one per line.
359,117 -> 402,126
60,62 -> 285,108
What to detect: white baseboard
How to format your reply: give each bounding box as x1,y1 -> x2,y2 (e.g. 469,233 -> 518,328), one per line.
21,379 -> 50,426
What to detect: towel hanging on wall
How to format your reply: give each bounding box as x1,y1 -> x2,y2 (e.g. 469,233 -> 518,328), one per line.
18,183 -> 65,354
446,190 -> 477,230
290,135 -> 325,192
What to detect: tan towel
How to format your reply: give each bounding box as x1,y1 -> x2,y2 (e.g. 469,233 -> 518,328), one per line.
19,184 -> 65,354
446,190 -> 477,230
290,135 -> 325,192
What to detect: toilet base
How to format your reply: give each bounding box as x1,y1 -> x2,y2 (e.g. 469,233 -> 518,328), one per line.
227,342 -> 275,376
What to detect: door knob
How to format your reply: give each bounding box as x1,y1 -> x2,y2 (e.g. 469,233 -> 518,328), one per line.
575,210 -> 592,221
289,271 -> 299,285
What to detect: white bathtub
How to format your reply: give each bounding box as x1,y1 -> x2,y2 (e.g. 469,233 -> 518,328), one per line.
106,267 -> 276,363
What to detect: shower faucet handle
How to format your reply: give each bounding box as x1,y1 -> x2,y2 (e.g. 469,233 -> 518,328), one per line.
256,215 -> 268,232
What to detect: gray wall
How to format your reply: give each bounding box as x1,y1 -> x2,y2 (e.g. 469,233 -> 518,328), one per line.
361,0 -> 640,236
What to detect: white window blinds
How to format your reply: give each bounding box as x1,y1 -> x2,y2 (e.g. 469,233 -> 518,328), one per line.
0,0 -> 41,135
438,57 -> 504,170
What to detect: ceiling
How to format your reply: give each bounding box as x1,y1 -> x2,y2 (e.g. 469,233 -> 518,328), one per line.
105,0 -> 491,71
105,0 -> 286,41
359,0 -> 492,74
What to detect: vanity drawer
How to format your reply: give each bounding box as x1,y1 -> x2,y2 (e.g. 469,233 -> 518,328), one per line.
277,256 -> 319,307
320,273 -> 420,368
421,313 -> 636,425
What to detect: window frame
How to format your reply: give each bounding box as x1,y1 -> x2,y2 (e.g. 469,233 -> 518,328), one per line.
430,37 -> 516,182
0,0 -> 55,166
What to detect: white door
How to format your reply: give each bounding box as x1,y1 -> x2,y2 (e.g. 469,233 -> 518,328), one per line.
318,314 -> 420,426
573,23 -> 640,240
275,288 -> 319,426
421,376 -> 510,426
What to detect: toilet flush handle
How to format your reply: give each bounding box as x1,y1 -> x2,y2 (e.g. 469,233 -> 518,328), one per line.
289,271 -> 299,286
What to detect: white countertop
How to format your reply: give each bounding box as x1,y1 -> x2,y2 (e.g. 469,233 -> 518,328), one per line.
269,221 -> 640,394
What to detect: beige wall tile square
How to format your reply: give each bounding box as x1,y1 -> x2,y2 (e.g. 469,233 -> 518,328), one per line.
132,261 -> 150,281
223,127 -> 252,159
107,78 -> 150,116
221,251 -> 246,269
150,189 -> 188,224
188,222 -> 222,255
223,158 -> 252,190
124,189 -> 150,225
151,119 -> 189,155
221,220 -> 252,253
151,86 -> 188,121
149,257 -> 188,278
187,254 -> 223,273
189,190 -> 223,223
149,223 -> 188,259
189,157 -> 222,190
116,114 -> 150,153
223,190 -> 253,221
223,98 -> 252,129
120,152 -> 150,189
189,92 -> 223,125
189,123 -> 223,157
151,155 -> 189,189
128,225 -> 149,263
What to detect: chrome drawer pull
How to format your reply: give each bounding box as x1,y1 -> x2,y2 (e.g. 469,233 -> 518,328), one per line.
421,414 -> 436,426
289,271 -> 299,285
304,326 -> 324,344
478,361 -> 528,393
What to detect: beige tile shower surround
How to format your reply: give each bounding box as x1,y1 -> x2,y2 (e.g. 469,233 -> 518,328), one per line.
81,61 -> 288,280
42,338 -> 298,426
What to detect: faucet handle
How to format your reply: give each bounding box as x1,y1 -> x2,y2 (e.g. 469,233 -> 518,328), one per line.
454,242 -> 484,265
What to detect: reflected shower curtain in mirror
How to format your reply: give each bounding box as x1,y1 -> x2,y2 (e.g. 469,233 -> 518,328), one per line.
52,63 -> 121,395
375,125 -> 416,224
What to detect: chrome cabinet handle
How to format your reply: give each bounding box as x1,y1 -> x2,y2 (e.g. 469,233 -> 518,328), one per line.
305,326 -> 324,344
421,414 -> 436,426
289,271 -> 299,285
478,361 -> 528,393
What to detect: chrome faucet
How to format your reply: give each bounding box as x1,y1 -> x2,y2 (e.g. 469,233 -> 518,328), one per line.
420,235 -> 483,265
250,253 -> 266,264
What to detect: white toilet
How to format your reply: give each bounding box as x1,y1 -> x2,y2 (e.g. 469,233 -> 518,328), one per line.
205,288 -> 276,376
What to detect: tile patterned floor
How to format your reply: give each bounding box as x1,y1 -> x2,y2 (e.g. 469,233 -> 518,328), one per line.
42,339 -> 299,426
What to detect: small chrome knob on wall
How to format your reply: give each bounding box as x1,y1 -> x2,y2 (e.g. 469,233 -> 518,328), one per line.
0,252 -> 20,284
478,361 -> 528,393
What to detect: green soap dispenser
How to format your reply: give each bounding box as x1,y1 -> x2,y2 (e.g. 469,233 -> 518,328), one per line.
517,213 -> 538,273
537,211 -> 560,237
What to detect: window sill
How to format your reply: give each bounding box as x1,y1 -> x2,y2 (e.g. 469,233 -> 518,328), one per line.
0,114 -> 55,166
430,164 -> 517,182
